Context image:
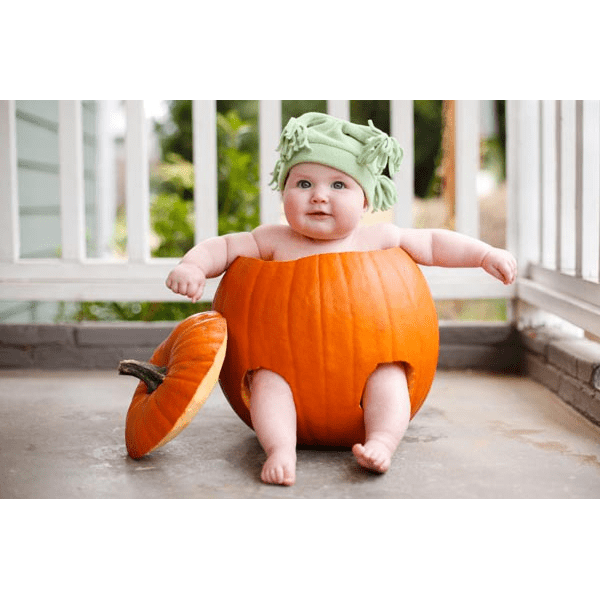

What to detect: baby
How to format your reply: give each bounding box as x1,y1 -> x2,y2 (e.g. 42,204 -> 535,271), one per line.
166,112 -> 517,486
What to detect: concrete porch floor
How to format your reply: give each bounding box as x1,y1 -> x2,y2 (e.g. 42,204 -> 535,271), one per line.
1,368 -> 599,499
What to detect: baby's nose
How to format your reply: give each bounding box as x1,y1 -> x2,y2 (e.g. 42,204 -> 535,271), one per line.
311,186 -> 328,202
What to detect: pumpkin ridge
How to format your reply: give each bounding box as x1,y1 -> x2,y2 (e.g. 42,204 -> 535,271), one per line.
245,260 -> 263,391
151,335 -> 227,451
371,251 -> 396,362
286,257 -> 312,441
316,254 -> 328,443
151,374 -> 198,425
329,252 -> 356,440
285,258 -> 299,412
393,252 -> 437,416
262,264 -> 282,377
338,253 -> 358,408
171,336 -> 221,364
127,393 -> 173,457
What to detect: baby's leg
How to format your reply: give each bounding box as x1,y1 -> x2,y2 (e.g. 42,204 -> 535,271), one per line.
248,369 -> 297,486
352,362 -> 411,473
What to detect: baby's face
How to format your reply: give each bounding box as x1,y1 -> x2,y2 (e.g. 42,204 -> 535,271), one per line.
282,163 -> 368,241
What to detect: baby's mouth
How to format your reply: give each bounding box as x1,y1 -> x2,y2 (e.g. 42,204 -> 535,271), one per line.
307,211 -> 331,217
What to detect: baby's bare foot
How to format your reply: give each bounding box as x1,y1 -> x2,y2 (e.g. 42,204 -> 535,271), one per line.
261,451 -> 296,486
352,441 -> 393,473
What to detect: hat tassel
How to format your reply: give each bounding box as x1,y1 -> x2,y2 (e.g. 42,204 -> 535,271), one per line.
359,120 -> 404,176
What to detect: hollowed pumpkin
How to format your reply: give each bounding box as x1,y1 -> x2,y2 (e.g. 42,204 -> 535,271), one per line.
119,311 -> 227,458
212,247 -> 439,447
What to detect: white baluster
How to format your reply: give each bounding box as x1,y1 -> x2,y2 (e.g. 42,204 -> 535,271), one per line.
193,100 -> 218,242
558,100 -> 576,274
455,100 -> 480,238
580,100 -> 600,281
58,100 -> 86,261
326,100 -> 350,121
259,100 -> 282,225
391,99 -> 414,228
539,100 -> 557,269
125,100 -> 150,263
0,100 -> 20,262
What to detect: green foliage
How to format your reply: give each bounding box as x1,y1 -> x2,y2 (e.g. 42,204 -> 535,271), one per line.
216,111 -> 259,234
61,300 -> 210,322
150,154 -> 195,258
413,100 -> 444,198
154,101 -> 194,163
282,100 -> 327,123
435,299 -> 508,322
149,110 -> 259,258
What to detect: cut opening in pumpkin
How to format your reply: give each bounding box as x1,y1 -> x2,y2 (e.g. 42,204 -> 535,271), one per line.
358,361 -> 415,409
213,249 -> 439,447
240,369 -> 255,409
240,368 -> 295,411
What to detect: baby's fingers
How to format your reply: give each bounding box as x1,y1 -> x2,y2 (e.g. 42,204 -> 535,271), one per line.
167,277 -> 191,298
190,288 -> 205,303
166,273 -> 185,294
488,264 -> 504,282
498,261 -> 517,284
166,278 -> 181,295
484,261 -> 511,284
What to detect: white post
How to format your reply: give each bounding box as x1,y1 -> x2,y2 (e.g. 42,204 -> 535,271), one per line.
58,100 -> 86,262
516,100 -> 541,270
0,100 -> 20,262
558,100 -> 576,274
125,100 -> 151,263
390,99 -> 414,228
259,100 -> 282,225
581,100 -> 600,281
509,100 -> 544,328
327,100 -> 350,121
193,100 -> 218,242
574,100 -> 584,278
539,100 -> 557,269
455,100 -> 480,238
505,100 -> 519,260
96,100 -> 118,259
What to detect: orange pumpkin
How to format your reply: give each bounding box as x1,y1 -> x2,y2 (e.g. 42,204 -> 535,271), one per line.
212,248 -> 439,447
119,311 -> 227,458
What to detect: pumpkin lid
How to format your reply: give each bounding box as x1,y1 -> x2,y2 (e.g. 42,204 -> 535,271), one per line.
119,311 -> 227,459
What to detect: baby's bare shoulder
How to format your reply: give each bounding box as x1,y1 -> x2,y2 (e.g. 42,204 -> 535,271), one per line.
358,222 -> 403,249
251,224 -> 295,259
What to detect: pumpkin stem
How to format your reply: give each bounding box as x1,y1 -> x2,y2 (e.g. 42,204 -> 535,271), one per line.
118,360 -> 167,393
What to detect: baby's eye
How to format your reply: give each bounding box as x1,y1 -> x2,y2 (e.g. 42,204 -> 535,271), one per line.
298,180 -> 311,189
332,181 -> 346,189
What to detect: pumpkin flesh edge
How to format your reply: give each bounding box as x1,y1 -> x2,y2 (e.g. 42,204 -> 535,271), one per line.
124,312 -> 227,459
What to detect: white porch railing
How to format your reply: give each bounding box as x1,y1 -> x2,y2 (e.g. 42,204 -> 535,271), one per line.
509,100 -> 600,338
5,99 -> 598,338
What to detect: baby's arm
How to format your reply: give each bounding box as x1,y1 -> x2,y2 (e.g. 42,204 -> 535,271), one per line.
385,226 -> 517,285
166,231 -> 261,302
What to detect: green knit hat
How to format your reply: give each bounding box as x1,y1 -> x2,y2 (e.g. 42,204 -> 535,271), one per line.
270,112 -> 403,212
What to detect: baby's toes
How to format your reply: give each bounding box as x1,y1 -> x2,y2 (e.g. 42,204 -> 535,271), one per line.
374,453 -> 390,471
261,462 -> 294,486
367,446 -> 385,463
261,464 -> 279,484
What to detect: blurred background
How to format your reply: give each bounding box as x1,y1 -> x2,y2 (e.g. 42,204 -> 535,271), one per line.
2,100 -> 507,324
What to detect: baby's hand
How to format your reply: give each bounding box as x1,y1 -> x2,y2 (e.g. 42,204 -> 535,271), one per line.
481,248 -> 517,285
166,262 -> 206,303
